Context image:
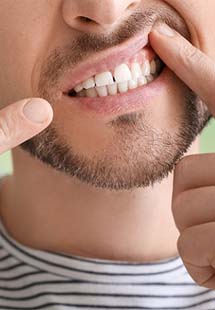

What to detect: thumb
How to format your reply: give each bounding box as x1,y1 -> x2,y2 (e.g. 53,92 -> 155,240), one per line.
0,98 -> 53,154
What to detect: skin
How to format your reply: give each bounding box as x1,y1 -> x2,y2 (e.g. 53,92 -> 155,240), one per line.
0,0 -> 215,289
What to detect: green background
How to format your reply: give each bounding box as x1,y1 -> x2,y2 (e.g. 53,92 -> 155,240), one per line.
1,118 -> 215,175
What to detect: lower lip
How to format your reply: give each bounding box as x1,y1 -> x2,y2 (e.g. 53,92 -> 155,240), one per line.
61,67 -> 169,117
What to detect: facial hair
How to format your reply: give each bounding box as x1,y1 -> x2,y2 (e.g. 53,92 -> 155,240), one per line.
20,7 -> 212,191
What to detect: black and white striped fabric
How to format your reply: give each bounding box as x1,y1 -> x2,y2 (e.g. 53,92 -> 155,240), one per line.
0,217 -> 214,309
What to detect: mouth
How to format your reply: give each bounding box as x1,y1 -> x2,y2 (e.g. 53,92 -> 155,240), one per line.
60,32 -> 168,116
60,34 -> 151,94
66,49 -> 165,98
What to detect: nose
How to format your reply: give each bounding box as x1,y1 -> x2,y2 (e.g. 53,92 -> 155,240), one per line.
62,0 -> 141,34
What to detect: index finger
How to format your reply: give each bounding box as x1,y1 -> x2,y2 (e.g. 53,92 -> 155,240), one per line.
149,23 -> 215,115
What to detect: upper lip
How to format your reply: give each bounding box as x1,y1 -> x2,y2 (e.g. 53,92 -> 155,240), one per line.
60,30 -> 152,95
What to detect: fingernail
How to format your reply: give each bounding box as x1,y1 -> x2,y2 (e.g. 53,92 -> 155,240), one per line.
154,24 -> 175,37
23,98 -> 52,123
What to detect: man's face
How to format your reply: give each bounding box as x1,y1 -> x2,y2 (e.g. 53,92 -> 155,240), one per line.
0,0 -> 214,190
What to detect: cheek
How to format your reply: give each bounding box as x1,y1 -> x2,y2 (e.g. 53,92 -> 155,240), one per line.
163,0 -> 215,60
0,2 -> 55,107
0,30 -> 42,109
0,27 -> 46,108
0,34 -> 32,107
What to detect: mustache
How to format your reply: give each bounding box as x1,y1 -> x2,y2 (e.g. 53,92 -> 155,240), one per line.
38,6 -> 190,98
69,10 -> 190,59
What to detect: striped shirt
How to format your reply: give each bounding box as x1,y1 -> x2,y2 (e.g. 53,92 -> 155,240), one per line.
0,218 -> 214,309
0,173 -> 214,309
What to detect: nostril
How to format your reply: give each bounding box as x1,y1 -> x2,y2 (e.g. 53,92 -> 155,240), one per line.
78,16 -> 94,24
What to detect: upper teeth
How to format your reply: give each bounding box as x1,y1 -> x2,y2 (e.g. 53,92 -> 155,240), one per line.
114,64 -> 132,83
74,60 -> 160,96
95,71 -> 114,87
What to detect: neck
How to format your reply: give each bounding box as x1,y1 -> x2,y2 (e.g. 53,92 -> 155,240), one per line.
0,139 -> 199,262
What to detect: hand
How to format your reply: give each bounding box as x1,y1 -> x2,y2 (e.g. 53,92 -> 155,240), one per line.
0,98 -> 53,155
149,24 -> 215,289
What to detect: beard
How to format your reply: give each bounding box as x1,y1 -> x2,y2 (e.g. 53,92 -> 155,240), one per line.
20,6 -> 213,191
20,88 -> 212,191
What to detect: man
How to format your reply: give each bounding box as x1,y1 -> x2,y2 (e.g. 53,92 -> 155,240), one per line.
0,0 -> 215,308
